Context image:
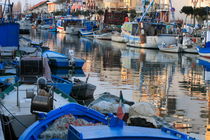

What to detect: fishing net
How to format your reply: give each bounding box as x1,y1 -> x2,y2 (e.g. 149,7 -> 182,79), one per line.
39,114 -> 102,139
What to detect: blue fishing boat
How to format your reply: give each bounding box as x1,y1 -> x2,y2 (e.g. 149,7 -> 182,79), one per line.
197,57 -> 210,69
0,75 -> 15,86
197,30 -> 210,58
51,75 -> 73,96
51,68 -> 85,78
0,23 -> 20,58
19,103 -> 195,140
42,50 -> 85,68
57,17 -> 86,34
79,21 -> 98,37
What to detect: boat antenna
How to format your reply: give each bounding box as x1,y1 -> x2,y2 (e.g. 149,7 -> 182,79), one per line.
85,73 -> 90,83
169,0 -> 175,22
139,0 -> 155,22
1,0 -> 7,22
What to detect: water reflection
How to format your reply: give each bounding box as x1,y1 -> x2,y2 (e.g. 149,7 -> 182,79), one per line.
29,30 -> 208,138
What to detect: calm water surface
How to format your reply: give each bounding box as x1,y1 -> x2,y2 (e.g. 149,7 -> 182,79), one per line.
28,30 -> 209,139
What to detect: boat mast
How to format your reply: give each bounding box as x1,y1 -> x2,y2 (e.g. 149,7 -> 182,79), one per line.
1,0 -> 7,22
139,0 -> 154,22
141,0 -> 146,13
169,0 -> 175,22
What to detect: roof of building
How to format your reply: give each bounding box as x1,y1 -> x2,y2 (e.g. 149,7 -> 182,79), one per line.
29,0 -> 49,11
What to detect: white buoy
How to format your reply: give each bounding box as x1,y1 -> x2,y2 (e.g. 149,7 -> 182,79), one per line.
68,50 -> 74,67
68,50 -> 74,60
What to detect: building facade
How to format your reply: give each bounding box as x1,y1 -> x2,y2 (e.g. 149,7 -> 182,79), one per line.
29,0 -> 49,14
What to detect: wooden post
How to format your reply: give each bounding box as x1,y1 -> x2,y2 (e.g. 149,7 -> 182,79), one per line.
139,22 -> 145,44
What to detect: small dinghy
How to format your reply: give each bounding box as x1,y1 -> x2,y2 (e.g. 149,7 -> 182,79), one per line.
197,30 -> 210,58
42,50 -> 85,68
71,74 -> 96,100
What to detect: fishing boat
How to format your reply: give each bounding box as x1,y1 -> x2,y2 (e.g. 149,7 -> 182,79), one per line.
51,68 -> 85,78
71,77 -> 96,100
197,30 -> 210,58
42,50 -> 85,68
56,17 -> 86,35
158,42 -> 181,53
0,3 -> 20,58
39,18 -> 53,30
79,21 -> 98,37
0,56 -> 77,139
93,32 -> 112,40
19,102 -> 195,140
121,0 -> 177,49
111,32 -> 128,43
122,21 -> 177,49
0,76 -> 15,88
51,74 -> 73,96
180,36 -> 199,53
0,23 -> 20,58
159,34 -> 199,53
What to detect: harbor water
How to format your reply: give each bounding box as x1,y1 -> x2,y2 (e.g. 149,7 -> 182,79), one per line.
27,29 -> 208,139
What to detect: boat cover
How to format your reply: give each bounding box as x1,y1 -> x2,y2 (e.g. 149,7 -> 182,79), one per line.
0,23 -> 19,47
68,125 -> 194,140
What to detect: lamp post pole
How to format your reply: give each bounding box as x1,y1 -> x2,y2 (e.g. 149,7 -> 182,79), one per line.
207,6 -> 209,28
192,0 -> 198,27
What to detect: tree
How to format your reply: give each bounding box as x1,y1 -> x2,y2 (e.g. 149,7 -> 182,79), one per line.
97,9 -> 104,15
180,6 -> 193,24
194,7 -> 209,24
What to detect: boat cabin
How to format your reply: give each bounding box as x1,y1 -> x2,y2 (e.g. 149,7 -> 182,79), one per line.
57,18 -> 85,30
20,57 -> 48,83
122,22 -> 177,36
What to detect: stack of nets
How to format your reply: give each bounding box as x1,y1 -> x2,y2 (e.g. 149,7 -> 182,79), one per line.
40,114 -> 102,139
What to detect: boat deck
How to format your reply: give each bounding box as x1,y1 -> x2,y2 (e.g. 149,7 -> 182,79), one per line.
0,84 -> 70,116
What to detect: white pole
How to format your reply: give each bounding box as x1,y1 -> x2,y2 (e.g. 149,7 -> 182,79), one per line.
207,30 -> 210,42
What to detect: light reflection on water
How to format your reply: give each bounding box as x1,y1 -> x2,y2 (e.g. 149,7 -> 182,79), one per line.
29,30 -> 208,138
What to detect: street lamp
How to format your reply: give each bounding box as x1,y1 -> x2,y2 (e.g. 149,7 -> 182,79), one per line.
192,0 -> 198,27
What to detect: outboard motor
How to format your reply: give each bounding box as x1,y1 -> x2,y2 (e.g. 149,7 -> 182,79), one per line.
31,77 -> 53,113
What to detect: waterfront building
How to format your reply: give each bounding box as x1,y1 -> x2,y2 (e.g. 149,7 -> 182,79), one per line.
47,0 -> 69,13
103,0 -> 125,10
29,0 -> 49,14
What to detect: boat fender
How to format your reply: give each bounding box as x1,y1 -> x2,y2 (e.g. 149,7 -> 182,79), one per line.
68,50 -> 74,59
69,60 -> 74,67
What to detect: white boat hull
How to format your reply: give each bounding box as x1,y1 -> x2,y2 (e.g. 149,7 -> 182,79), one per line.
126,35 -> 177,49
57,26 -> 66,33
66,27 -> 80,35
94,33 -> 112,40
111,35 -> 128,43
181,46 -> 198,54
158,44 -> 180,53
198,52 -> 210,58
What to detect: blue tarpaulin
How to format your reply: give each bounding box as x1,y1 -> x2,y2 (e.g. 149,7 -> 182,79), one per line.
0,23 -> 19,47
